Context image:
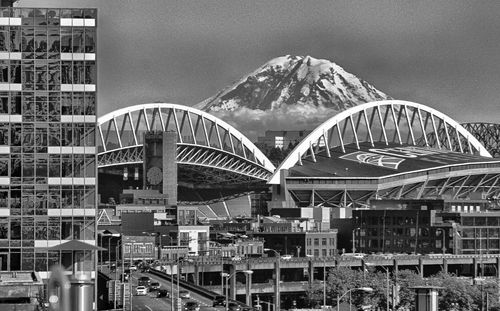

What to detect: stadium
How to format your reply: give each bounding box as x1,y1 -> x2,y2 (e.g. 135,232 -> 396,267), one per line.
269,100 -> 500,209
97,103 -> 275,218
96,100 -> 500,215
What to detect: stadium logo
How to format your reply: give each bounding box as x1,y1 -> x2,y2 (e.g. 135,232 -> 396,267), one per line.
340,151 -> 405,170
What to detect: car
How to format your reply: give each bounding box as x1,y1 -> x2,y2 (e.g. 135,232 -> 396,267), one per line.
138,276 -> 151,286
341,253 -> 365,259
149,282 -> 160,291
129,265 -> 137,271
135,286 -> 148,296
212,295 -> 226,307
157,289 -> 170,298
179,290 -> 191,299
231,256 -> 242,261
120,273 -> 129,282
228,302 -> 241,311
280,254 -> 293,260
184,301 -> 200,311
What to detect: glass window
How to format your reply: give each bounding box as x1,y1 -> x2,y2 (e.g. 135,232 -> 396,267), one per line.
10,26 -> 21,52
35,252 -> 47,272
61,123 -> 72,146
85,28 -> 95,53
48,217 -> 60,239
72,93 -> 84,114
35,62 -> 47,90
84,123 -> 95,147
21,8 -> 34,26
49,187 -> 60,209
60,28 -> 71,53
0,30 -> 7,51
0,94 -> 7,113
48,60 -> 60,86
35,28 -> 47,53
47,9 -> 60,26
313,238 -> 319,246
48,124 -> 60,146
61,155 -> 72,177
0,217 -> 7,239
10,60 -> 21,83
36,156 -> 47,178
48,154 -> 60,177
84,93 -> 95,115
72,28 -> 84,53
10,92 -> 21,114
322,238 -> 327,246
61,61 -> 71,84
34,8 -> 47,26
0,157 -> 7,176
84,61 -> 95,84
61,218 -> 72,239
83,9 -> 96,19
22,26 -> 34,52
73,62 -> 84,85
0,60 -> 7,82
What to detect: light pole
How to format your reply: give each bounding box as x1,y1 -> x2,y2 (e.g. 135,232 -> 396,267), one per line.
264,248 -> 281,311
436,228 -> 446,255
336,287 -> 373,311
221,270 -> 254,311
352,227 -> 360,254
323,258 -> 327,308
114,240 -> 122,310
366,264 -> 390,311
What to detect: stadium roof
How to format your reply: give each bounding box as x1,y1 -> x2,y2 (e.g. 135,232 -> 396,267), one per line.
289,142 -> 500,179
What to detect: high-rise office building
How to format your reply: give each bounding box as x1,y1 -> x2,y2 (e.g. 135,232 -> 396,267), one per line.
0,7 -> 97,279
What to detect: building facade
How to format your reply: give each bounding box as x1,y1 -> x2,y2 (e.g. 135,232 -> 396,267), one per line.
0,7 -> 97,278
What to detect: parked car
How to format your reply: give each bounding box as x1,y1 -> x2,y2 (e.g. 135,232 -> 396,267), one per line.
212,295 -> 226,307
179,290 -> 191,299
149,282 -> 160,291
129,265 -> 138,271
135,286 -> 148,296
184,301 -> 200,311
157,289 -> 170,298
138,276 -> 151,286
280,254 -> 293,260
228,302 -> 241,311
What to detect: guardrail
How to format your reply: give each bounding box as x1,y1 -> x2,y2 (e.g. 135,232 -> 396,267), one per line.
148,268 -> 250,308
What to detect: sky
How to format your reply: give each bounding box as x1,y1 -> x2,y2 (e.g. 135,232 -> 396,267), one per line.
18,0 -> 500,125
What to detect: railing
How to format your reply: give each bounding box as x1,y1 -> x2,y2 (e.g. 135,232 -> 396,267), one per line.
148,268 -> 250,307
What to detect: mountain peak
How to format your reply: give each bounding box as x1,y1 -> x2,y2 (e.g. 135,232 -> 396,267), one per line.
196,55 -> 391,139
197,55 -> 390,112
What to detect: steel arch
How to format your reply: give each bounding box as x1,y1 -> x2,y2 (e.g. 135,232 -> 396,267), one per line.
462,122 -> 500,158
97,103 -> 275,181
269,100 -> 491,184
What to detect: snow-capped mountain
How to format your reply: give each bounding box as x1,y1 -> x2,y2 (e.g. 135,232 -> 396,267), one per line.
196,55 -> 391,139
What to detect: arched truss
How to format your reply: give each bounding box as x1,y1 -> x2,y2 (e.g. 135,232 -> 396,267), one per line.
461,123 -> 500,158
97,103 -> 275,182
269,100 -> 491,184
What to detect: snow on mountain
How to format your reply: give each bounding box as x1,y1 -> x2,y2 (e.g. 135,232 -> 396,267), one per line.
196,55 -> 391,139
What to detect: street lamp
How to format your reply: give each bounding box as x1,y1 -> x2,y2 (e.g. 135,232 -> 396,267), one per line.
365,263 -> 390,311
436,228 -> 446,255
264,248 -> 281,311
221,270 -> 253,311
352,227 -> 360,254
336,287 -> 373,311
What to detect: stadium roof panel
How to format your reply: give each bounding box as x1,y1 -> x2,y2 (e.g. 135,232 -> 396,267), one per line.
288,142 -> 500,179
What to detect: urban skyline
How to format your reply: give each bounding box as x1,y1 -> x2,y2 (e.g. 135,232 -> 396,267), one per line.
16,0 -> 500,127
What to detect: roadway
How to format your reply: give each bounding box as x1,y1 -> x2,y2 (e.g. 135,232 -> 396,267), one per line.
130,270 -> 219,311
